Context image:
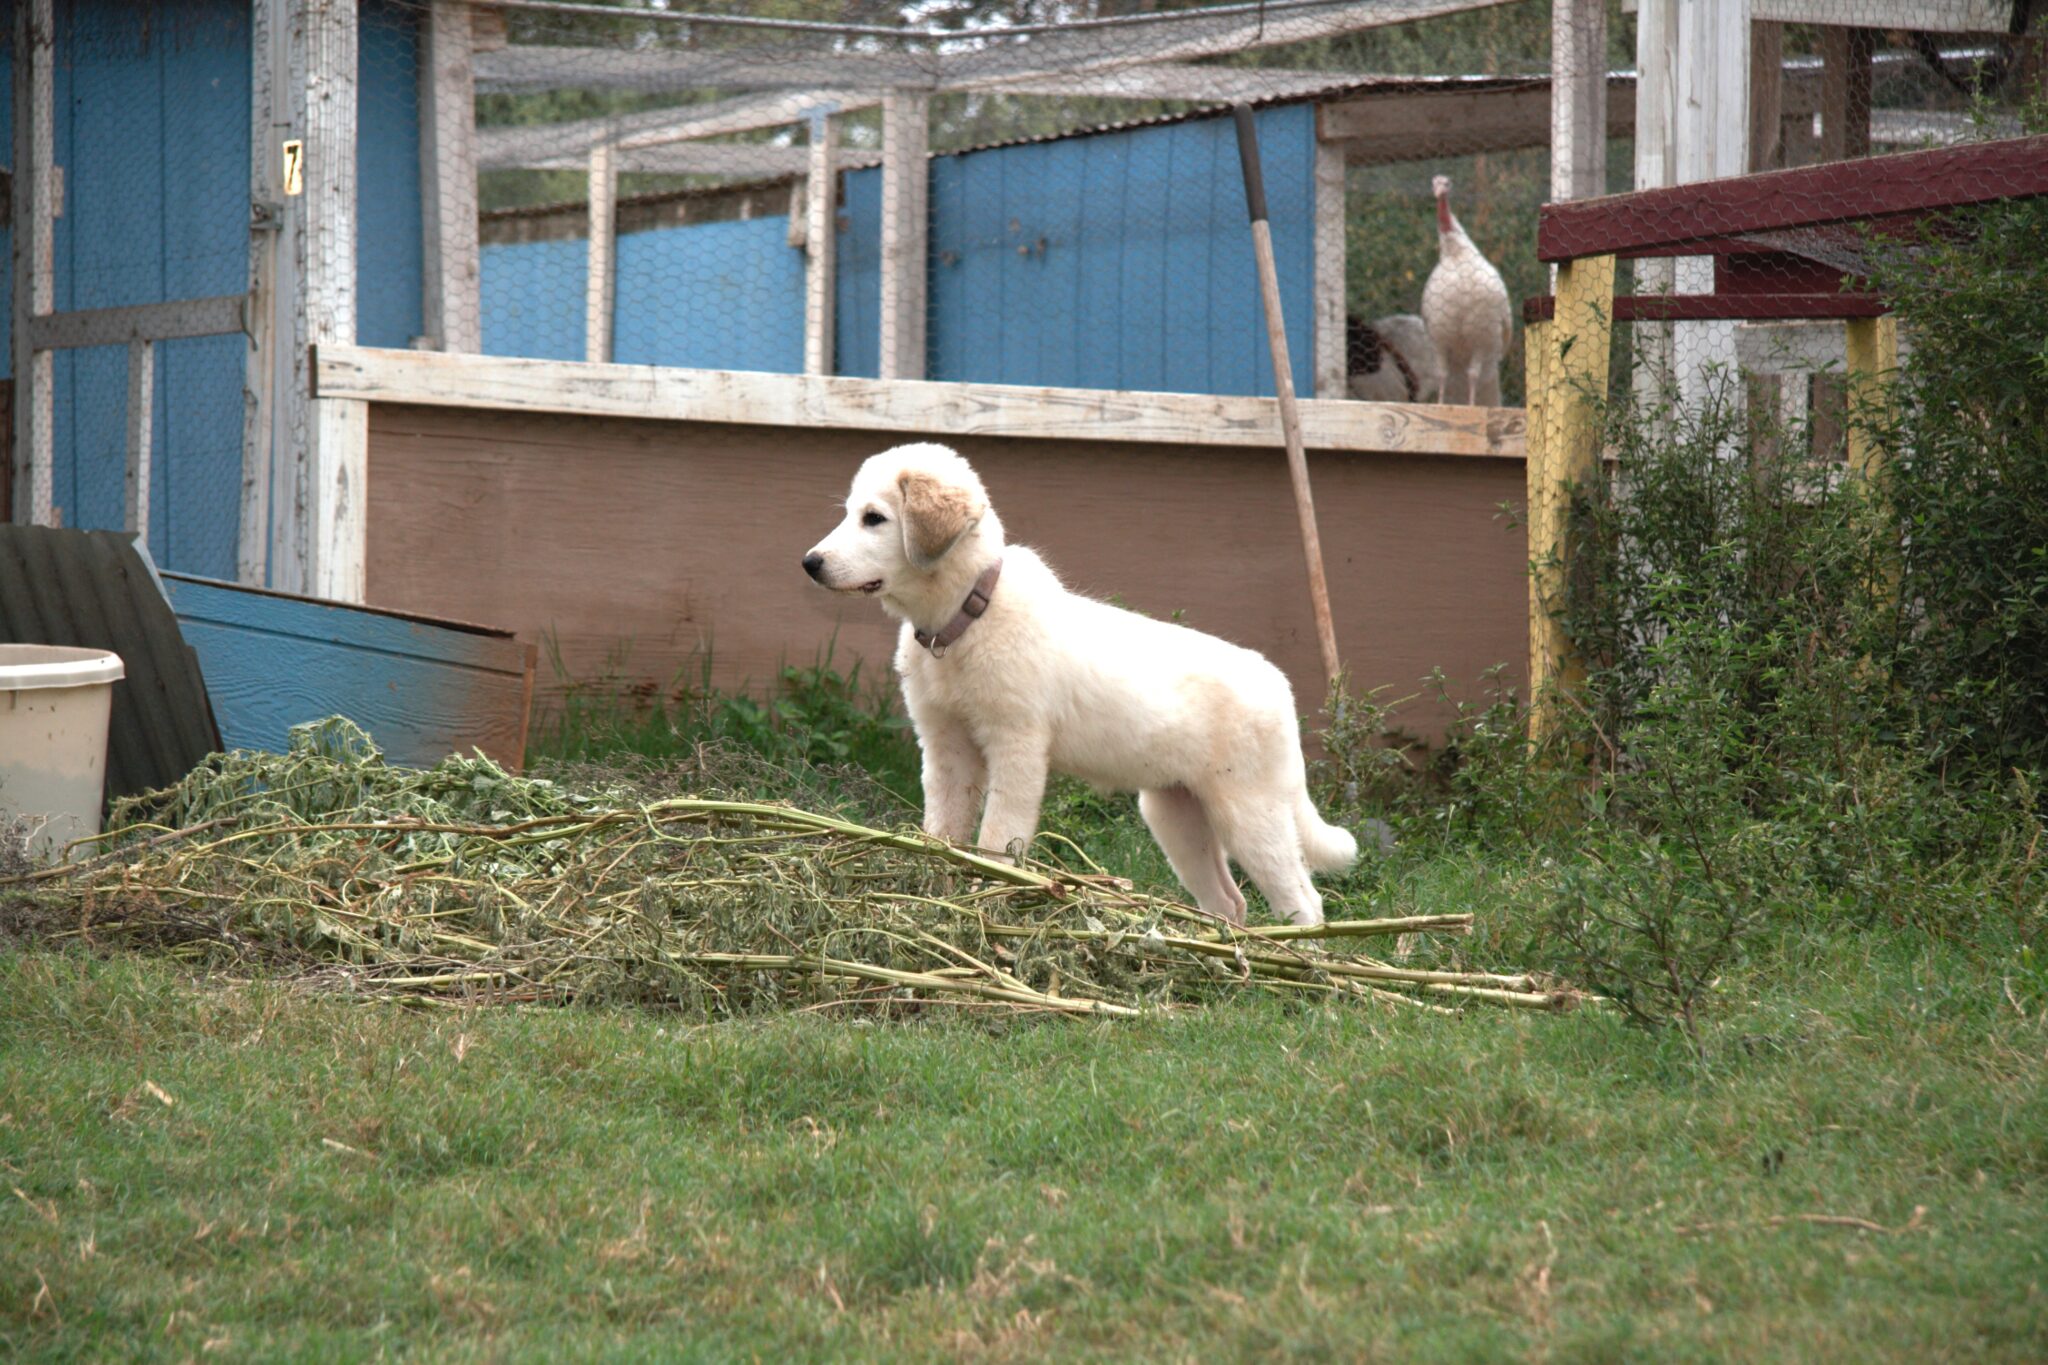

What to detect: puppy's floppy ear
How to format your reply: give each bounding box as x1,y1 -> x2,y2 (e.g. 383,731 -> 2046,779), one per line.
897,469 -> 983,568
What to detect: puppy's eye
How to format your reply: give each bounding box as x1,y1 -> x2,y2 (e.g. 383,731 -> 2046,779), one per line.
861,510 -> 888,528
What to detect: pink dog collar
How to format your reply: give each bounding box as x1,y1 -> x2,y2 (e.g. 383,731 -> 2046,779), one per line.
914,560 -> 1002,658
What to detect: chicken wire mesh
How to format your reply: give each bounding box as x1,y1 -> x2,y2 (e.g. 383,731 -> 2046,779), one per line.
1555,1 -> 2048,463
5,0 -> 2045,583
3,3 -> 253,578
445,0 -> 1574,405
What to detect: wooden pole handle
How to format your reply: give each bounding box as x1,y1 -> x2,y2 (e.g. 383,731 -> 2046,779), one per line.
1234,107 -> 1342,687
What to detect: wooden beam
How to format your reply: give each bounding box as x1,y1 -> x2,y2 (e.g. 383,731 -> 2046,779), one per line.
1749,20 -> 1785,172
125,341 -> 153,544
311,398 -> 369,603
1522,316 -> 1553,724
478,51 -> 1359,104
473,1 -> 1515,172
242,0 -> 283,585
1672,0 -> 1748,417
1674,0 -> 1749,186
11,0 -> 53,526
1844,313 -> 1897,481
276,0 -> 360,599
1819,25 -> 1874,163
1538,134 -> 2048,261
500,140 -> 880,178
584,143 -> 616,366
1525,292 -> 1885,322
948,0 -> 1515,87
1312,140 -> 1347,400
477,90 -> 876,171
878,93 -> 929,382
1528,253 -> 1615,740
1630,0 -> 1677,392
472,2 -> 1517,97
1734,319 -> 1844,372
475,46 -> 938,94
1622,0 -> 2013,30
313,345 -> 1529,460
1550,0 -> 1609,203
420,0 -> 481,352
803,114 -> 837,377
27,296 -> 246,351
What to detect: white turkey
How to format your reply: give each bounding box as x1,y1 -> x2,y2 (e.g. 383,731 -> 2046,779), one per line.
1419,174 -> 1513,407
1346,313 -> 1444,404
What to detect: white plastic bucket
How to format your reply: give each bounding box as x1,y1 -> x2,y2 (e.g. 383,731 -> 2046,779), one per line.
0,645 -> 125,864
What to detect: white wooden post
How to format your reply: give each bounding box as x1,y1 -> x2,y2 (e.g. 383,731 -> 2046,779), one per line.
312,397 -> 369,603
1631,0 -> 1677,395
420,0 -> 482,352
585,142 -> 617,365
1312,139 -> 1347,400
272,0 -> 361,599
241,0 -> 283,583
878,92 -> 929,382
1550,0 -> 1609,205
11,0 -> 54,525
803,109 -> 837,377
124,340 -> 153,541
1672,0 -> 1749,423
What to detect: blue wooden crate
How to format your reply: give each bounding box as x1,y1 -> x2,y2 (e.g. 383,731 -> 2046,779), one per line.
161,574 -> 535,770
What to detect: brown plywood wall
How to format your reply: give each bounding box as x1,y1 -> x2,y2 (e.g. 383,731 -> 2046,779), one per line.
364,403 -> 1527,745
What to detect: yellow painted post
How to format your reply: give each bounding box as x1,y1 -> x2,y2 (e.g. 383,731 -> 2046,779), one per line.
1845,313 -> 1900,605
1528,252 -> 1617,742
1524,316 -> 1554,716
1844,314 -> 1898,480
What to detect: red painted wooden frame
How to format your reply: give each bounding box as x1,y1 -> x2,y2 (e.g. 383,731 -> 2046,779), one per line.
1536,134 -> 2048,263
1523,293 -> 1888,324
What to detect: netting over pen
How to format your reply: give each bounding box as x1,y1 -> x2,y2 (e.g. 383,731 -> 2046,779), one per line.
7,1 -> 2044,583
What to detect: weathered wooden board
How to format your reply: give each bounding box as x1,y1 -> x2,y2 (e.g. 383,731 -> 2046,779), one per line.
162,572 -> 536,769
317,346 -> 1528,460
362,403 -> 1529,747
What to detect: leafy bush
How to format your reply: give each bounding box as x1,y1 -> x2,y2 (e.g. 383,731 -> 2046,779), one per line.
1866,191 -> 2048,780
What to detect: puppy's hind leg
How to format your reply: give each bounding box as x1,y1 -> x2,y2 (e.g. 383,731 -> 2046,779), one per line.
1139,786 -> 1247,924
1205,793 -> 1325,927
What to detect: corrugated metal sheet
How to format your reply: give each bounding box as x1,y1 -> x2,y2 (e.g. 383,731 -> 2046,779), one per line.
836,101 -> 1316,394
0,526 -> 222,804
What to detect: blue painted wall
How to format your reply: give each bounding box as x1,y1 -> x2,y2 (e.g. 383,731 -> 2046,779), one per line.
833,165 -> 884,380
833,104 -> 1316,396
481,237 -> 588,361
480,215 -> 805,371
13,0 -> 253,580
0,0 -> 425,583
357,0 -> 425,350
613,216 -> 806,372
480,106 -> 1318,398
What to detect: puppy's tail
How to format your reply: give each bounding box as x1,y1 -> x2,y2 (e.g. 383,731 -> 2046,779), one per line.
1296,794 -> 1360,874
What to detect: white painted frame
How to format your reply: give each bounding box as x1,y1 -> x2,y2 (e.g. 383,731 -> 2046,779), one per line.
419,0 -> 482,353
11,0 -> 54,526
313,346 -> 1527,461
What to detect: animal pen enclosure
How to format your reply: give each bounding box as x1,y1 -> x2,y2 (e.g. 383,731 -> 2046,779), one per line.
6,0 -> 2044,746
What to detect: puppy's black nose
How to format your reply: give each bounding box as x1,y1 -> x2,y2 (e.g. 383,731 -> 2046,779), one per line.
802,552 -> 826,581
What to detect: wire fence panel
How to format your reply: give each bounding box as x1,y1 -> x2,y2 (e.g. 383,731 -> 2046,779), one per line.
4,2 -> 251,577
6,0 -> 2044,590
451,0 -> 1581,404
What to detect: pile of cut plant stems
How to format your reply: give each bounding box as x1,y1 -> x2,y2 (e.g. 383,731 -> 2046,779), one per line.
1,720 -> 1586,1019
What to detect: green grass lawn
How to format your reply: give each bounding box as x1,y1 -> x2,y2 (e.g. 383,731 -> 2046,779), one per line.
4,912 -> 2045,1361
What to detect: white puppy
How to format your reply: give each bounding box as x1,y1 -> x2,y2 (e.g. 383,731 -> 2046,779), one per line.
803,443 -> 1357,926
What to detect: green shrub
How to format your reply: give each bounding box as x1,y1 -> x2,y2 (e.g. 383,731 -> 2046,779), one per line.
1866,190 -> 2048,780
